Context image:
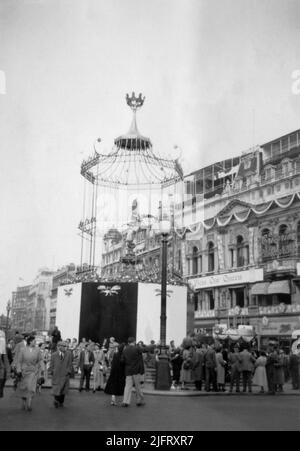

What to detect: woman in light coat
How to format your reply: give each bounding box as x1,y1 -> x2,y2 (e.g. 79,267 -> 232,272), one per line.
93,344 -> 107,392
180,347 -> 193,389
252,351 -> 268,393
216,347 -> 226,392
16,335 -> 42,411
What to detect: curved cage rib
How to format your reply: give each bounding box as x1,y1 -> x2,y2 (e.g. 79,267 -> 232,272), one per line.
81,92 -> 183,188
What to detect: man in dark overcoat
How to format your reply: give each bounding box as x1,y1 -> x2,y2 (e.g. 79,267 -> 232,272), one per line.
266,344 -> 279,395
49,341 -> 73,408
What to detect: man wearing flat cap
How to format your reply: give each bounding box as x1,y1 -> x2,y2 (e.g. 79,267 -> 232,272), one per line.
49,341 -> 73,408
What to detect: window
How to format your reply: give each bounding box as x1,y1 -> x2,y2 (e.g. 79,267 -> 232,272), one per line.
297,222 -> 300,255
290,133 -> 297,149
265,167 -> 272,180
198,292 -> 204,311
245,245 -> 250,265
272,141 -> 280,156
261,228 -> 272,260
185,180 -> 193,195
282,161 -> 289,176
207,291 -> 215,310
282,137 -> 289,152
208,242 -> 215,272
194,294 -> 198,312
279,224 -> 289,257
195,177 -> 203,194
237,235 -> 245,267
192,247 -> 198,275
230,249 -> 234,267
235,288 -> 245,308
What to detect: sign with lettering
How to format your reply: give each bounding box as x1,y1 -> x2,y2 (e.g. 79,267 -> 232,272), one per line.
189,268 -> 264,290
259,316 -> 300,336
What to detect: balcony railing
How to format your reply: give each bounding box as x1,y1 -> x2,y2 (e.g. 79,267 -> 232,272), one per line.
195,304 -> 300,319
260,233 -> 297,261
261,162 -> 300,185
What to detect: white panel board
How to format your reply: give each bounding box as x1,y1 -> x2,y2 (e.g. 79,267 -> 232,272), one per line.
56,283 -> 82,341
136,283 -> 187,346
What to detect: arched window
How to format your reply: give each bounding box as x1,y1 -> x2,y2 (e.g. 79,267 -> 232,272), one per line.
261,228 -> 272,260
208,242 -> 215,272
237,235 -> 244,267
297,222 -> 300,255
279,224 -> 288,235
279,224 -> 288,256
192,247 -> 198,275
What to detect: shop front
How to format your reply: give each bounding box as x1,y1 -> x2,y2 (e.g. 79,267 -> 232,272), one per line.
256,315 -> 300,352
191,268 -> 264,334
250,279 -> 292,307
190,268 -> 264,314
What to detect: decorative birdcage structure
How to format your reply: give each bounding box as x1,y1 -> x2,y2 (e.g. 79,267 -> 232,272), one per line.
78,93 -> 184,282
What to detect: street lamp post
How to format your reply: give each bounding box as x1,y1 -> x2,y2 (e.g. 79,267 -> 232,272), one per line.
160,230 -> 169,349
5,300 -> 11,339
155,219 -> 173,391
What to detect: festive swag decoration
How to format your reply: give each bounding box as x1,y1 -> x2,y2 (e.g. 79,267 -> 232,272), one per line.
173,191 -> 300,237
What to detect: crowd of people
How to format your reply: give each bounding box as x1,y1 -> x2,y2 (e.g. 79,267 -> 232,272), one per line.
1,327 -> 300,413
168,340 -> 300,394
0,328 -> 146,411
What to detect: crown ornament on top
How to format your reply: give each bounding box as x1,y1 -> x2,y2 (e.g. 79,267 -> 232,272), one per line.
126,92 -> 145,111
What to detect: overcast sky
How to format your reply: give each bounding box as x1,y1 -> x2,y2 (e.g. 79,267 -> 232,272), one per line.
1,0 -> 300,315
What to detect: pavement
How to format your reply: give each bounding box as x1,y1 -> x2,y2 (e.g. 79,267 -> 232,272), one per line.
5,376 -> 300,396
0,387 -> 299,431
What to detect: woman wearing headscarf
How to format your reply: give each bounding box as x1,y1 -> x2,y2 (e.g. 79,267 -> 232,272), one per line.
15,335 -> 42,411
0,330 -> 10,399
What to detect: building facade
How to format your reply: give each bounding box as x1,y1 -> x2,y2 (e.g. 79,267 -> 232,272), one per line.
11,285 -> 31,332
100,129 -> 300,349
24,268 -> 54,332
184,130 -> 300,350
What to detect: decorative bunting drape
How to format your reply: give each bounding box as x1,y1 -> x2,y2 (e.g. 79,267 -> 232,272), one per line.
173,191 -> 300,237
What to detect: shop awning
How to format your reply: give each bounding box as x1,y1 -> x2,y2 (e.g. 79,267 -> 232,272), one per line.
251,282 -> 270,295
268,280 -> 290,295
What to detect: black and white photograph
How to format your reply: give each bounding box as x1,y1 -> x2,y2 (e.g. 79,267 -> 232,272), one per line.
0,0 -> 300,434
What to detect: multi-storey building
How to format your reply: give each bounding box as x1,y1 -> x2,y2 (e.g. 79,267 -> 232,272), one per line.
100,129 -> 300,349
0,314 -> 9,330
25,268 -> 54,332
11,285 -> 31,332
185,129 -> 300,350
